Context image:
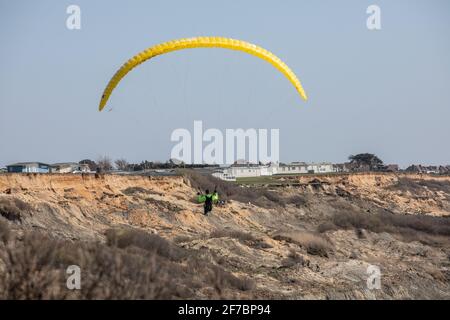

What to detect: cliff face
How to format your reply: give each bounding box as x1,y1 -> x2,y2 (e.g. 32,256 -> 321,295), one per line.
0,174 -> 191,241
0,172 -> 449,299
290,173 -> 450,216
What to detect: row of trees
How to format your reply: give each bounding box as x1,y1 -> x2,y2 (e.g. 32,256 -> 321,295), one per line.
79,157 -> 219,172
80,153 -> 386,173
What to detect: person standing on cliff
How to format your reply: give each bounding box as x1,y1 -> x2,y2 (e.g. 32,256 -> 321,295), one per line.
197,187 -> 219,215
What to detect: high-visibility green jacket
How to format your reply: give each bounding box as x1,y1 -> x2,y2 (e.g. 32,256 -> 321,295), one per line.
197,192 -> 219,203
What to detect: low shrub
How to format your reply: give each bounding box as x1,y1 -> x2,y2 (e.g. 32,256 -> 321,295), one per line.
105,228 -> 186,261
317,221 -> 338,233
0,197 -> 31,222
331,211 -> 450,237
274,231 -> 333,257
209,229 -> 256,242
0,228 -> 257,299
0,219 -> 10,243
281,250 -> 305,267
318,210 -> 450,245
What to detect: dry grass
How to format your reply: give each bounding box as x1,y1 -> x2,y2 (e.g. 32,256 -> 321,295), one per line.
209,267 -> 255,292
208,229 -> 273,250
0,227 -> 257,299
121,187 -> 162,197
184,252 -> 256,294
317,210 -> 450,245
0,197 -> 32,222
250,240 -> 273,249
274,231 -> 333,257
391,178 -> 450,195
0,231 -> 175,299
0,219 -> 11,244
172,235 -> 193,244
317,221 -> 338,233
105,228 -> 186,261
320,211 -> 450,236
209,229 -> 256,242
281,250 -> 306,267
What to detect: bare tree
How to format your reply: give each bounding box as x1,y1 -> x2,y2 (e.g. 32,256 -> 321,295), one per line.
97,156 -> 113,172
115,158 -> 129,171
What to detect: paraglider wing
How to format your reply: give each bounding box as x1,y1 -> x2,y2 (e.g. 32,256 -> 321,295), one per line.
99,37 -> 307,111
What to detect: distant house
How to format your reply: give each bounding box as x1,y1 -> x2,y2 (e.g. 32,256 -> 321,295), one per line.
307,163 -> 335,174
426,166 -> 439,174
334,163 -> 351,173
212,169 -> 236,181
278,162 -> 335,174
169,158 -> 184,166
349,164 -> 371,172
225,164 -> 265,178
50,163 -> 90,173
0,168 -> 7,173
405,165 -> 422,173
438,166 -> 450,174
212,162 -> 278,180
212,162 -> 336,180
405,164 -> 445,174
6,162 -> 50,173
278,162 -> 309,175
385,164 -> 399,172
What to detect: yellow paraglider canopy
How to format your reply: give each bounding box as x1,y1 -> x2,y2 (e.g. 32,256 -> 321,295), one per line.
99,37 -> 307,111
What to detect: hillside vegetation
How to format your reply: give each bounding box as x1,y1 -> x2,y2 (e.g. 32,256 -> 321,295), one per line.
0,172 -> 449,299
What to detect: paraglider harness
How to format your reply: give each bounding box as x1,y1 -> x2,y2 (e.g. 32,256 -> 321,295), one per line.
197,187 -> 218,216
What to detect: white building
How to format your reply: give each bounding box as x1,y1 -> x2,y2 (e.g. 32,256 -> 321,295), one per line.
278,162 -> 309,175
307,163 -> 335,174
212,162 -> 336,180
278,162 -> 335,175
212,170 -> 236,181
6,162 -> 50,173
50,163 -> 91,173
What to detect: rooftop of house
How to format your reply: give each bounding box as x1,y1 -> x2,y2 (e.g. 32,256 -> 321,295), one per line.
280,162 -> 333,167
51,162 -> 85,167
230,163 -> 262,168
289,162 -> 308,165
6,162 -> 50,167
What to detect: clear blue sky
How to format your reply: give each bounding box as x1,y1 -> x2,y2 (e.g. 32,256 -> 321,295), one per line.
1,0 -> 449,167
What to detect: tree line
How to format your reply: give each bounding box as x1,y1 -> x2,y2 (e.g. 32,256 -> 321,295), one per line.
79,153 -> 387,173
79,157 -> 219,172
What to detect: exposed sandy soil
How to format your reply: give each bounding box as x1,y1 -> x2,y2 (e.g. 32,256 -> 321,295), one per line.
0,172 -> 449,299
